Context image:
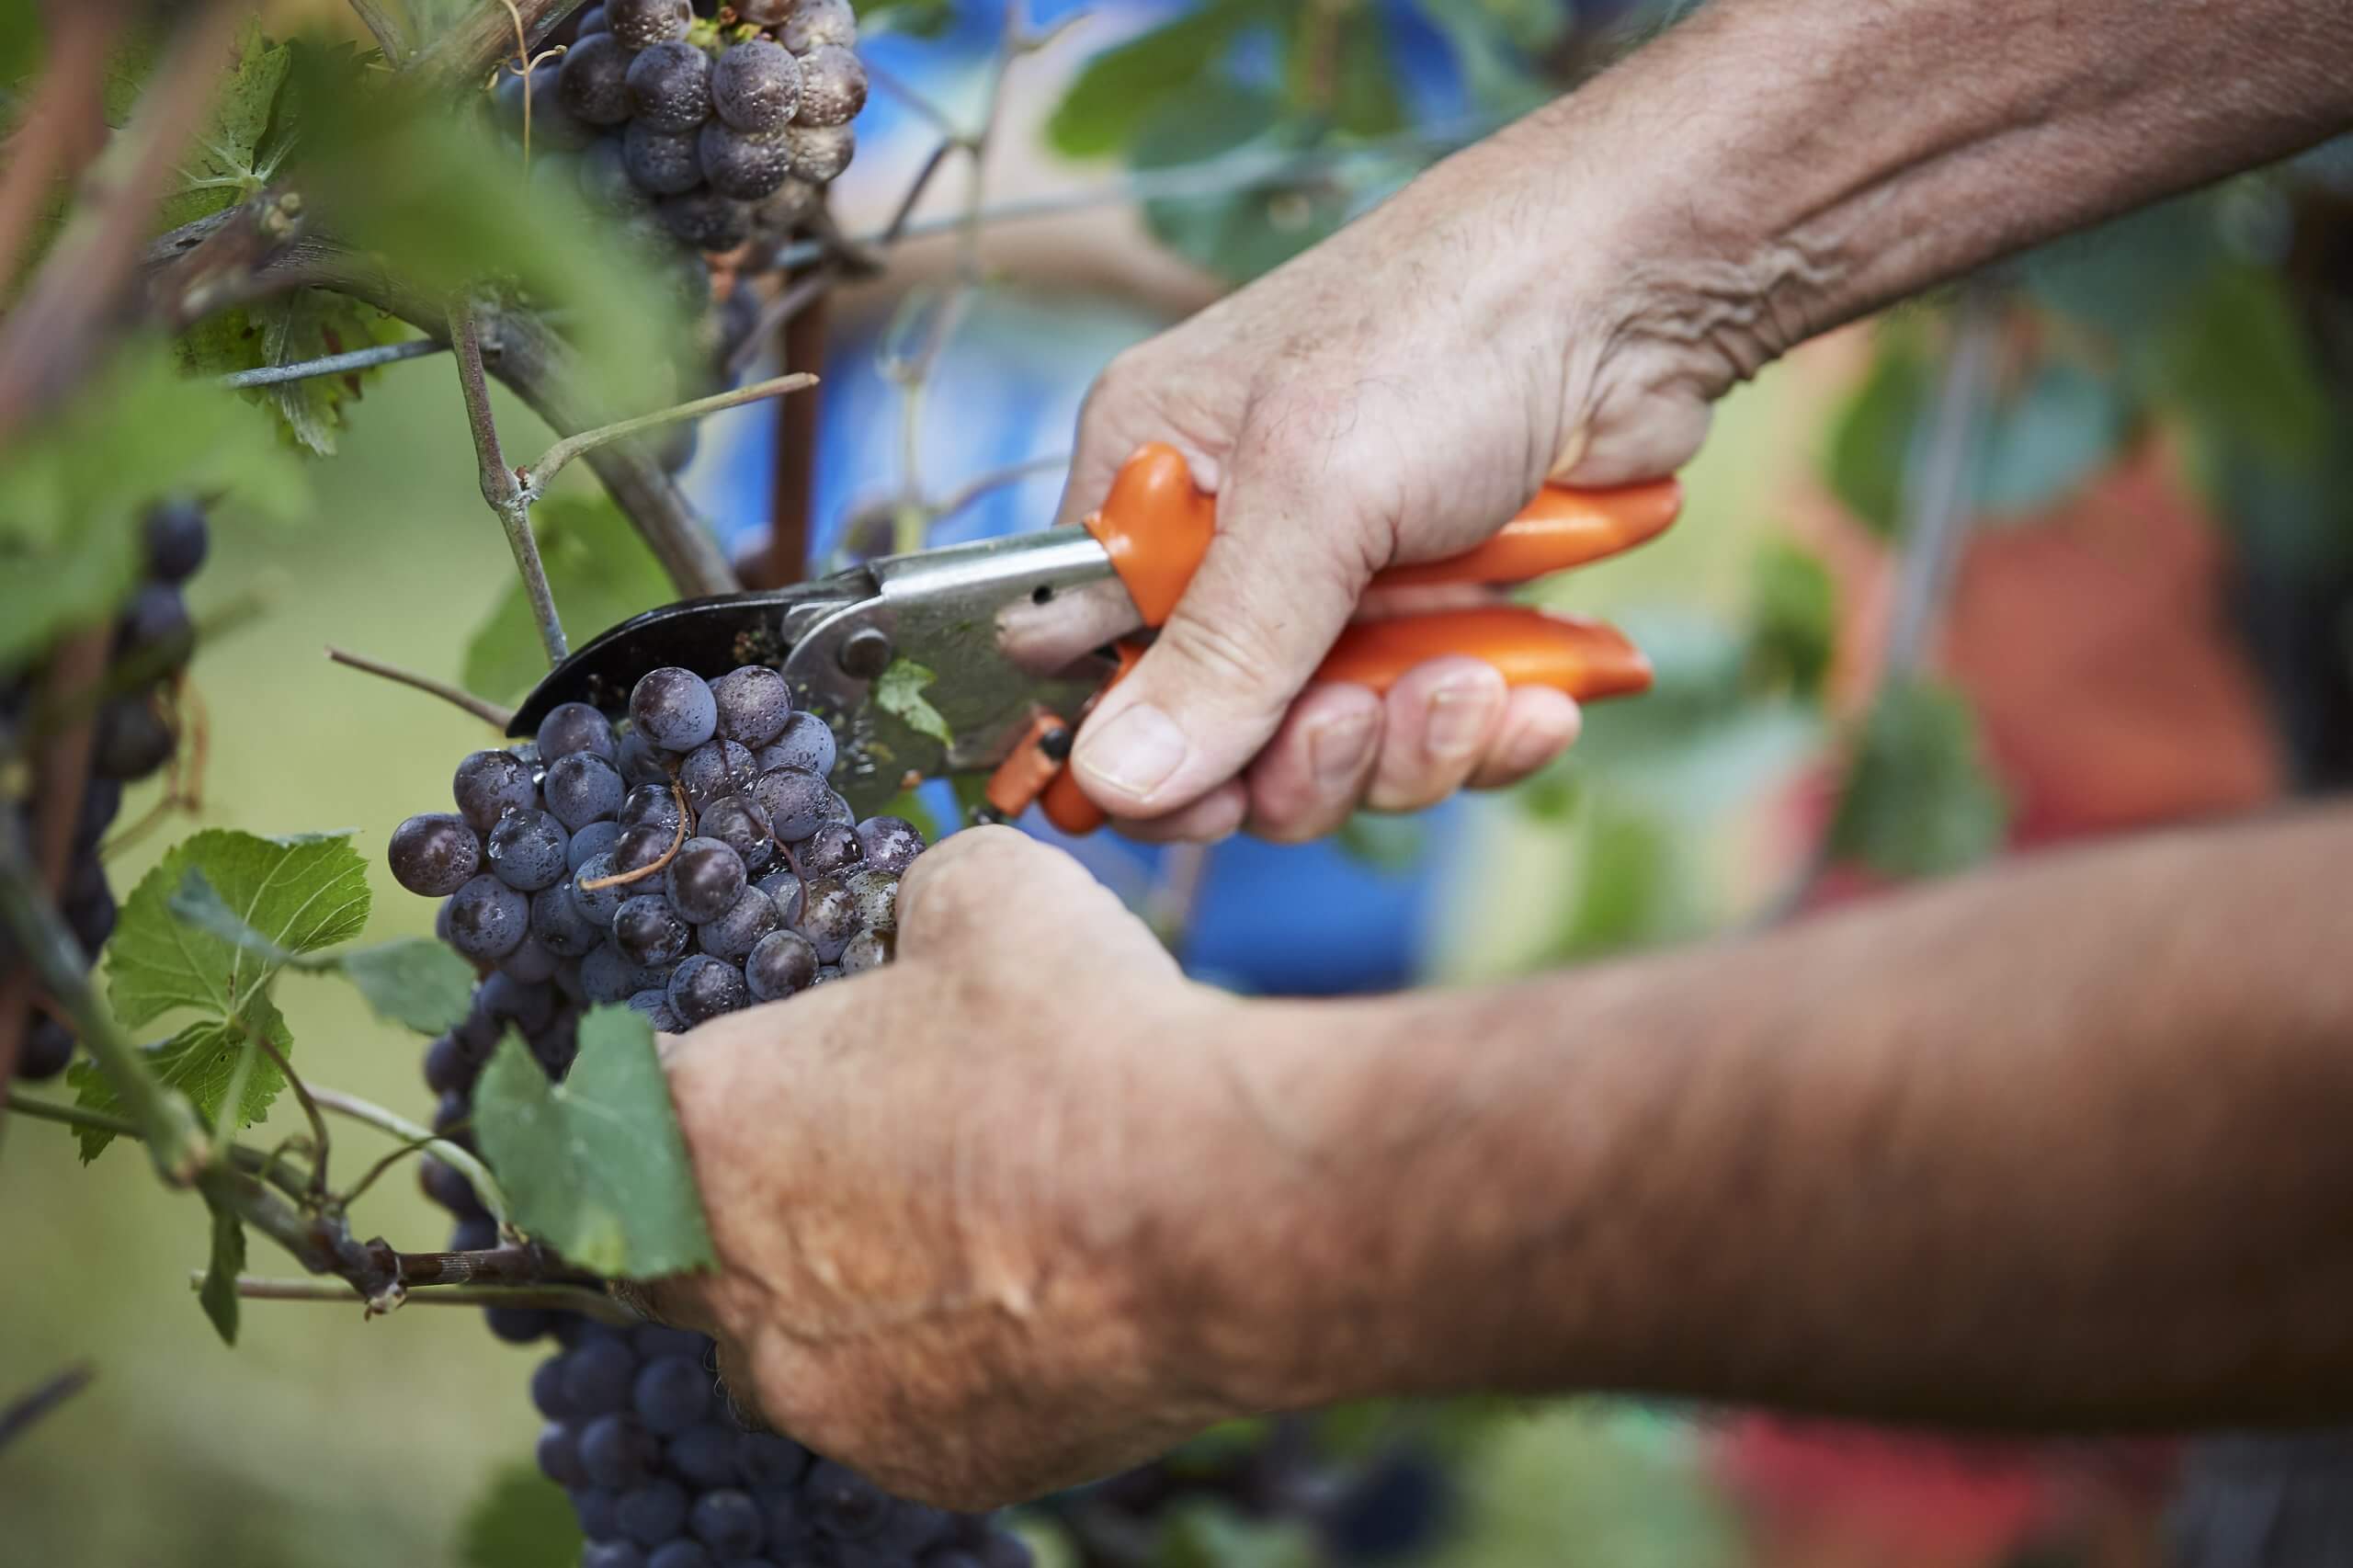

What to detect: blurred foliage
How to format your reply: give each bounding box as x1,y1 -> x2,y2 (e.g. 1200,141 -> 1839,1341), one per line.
1826,677 -> 2010,880
460,1464 -> 585,1568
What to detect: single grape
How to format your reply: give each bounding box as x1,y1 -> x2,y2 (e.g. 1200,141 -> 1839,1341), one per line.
545,752 -> 626,830
530,1355 -> 574,1423
626,38 -> 711,132
870,1502 -> 953,1555
763,1492 -> 810,1557
841,867 -> 900,933
698,120 -> 793,199
750,176 -> 822,241
576,3 -> 608,32
781,0 -> 857,52
453,749 -> 538,831
90,696 -> 174,780
666,1423 -> 740,1488
613,822 -> 676,876
574,1488 -> 622,1542
750,766 -> 830,842
581,941 -> 654,1004
582,1413 -> 658,1489
449,1211 -> 498,1252
143,499 -> 210,582
856,815 -> 926,875
631,667 -> 720,752
584,1543 -> 646,1568
811,964 -> 842,986
680,739 -> 758,811
17,1016 -> 74,1080
791,45 -> 865,129
539,700 -> 620,764
502,932 -> 563,982
666,953 -> 748,1024
755,710 -> 836,778
626,987 -> 684,1032
710,39 -> 801,133
531,881 -> 606,957
665,837 -> 746,924
634,1324 -> 709,1360
616,727 -> 671,786
787,821 -> 861,878
818,790 -> 857,829
568,818 -> 624,871
493,68 -> 597,150
782,121 -> 854,183
447,874 -> 530,960
690,1490 -> 766,1557
119,582 -> 195,671
839,926 -> 892,974
806,1461 -> 890,1540
573,853 -> 631,927
619,1481 -> 690,1546
696,794 -> 775,873
539,1421 -> 591,1487
606,0 -> 692,51
622,121 -> 704,196
633,1356 -> 710,1435
697,884 -> 778,961
656,189 -> 753,251
487,808 -> 571,891
558,30 -> 635,123
737,1432 -> 811,1489
614,893 -> 694,967
481,969 -> 558,1034
565,1332 -> 639,1410
645,1544 -> 710,1568
422,1032 -> 474,1096
791,876 -> 858,962
389,812 -> 481,897
620,781 -> 685,833
532,1022 -> 581,1078
740,926 -> 816,1000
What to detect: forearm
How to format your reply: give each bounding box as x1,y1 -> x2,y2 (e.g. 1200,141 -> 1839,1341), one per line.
1166,806 -> 2353,1427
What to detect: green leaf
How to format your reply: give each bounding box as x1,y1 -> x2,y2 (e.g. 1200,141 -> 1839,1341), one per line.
2021,195 -> 2224,343
464,494 -> 672,704
199,1200 -> 246,1346
851,0 -> 959,37
1046,0 -> 1266,157
341,939 -> 478,1036
1826,677 -> 2009,880
473,1006 -> 715,1278
1823,328 -> 1929,539
158,20 -> 293,233
1745,539 -> 1836,700
109,830 -> 369,1028
458,1463 -> 584,1568
66,993 -> 297,1162
1134,86 -> 1376,284
182,292 -> 411,458
2137,262 -> 2333,482
872,658 -> 953,747
1153,1501 -> 1321,1568
1973,358 -> 2131,517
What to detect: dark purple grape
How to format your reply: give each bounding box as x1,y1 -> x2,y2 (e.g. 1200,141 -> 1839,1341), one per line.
448,874 -> 530,960
539,1421 -> 591,1486
618,1481 -> 689,1546
743,928 -> 817,1001
631,667 -> 719,751
144,499 -> 209,583
791,44 -> 864,128
582,1413 -> 658,1489
666,953 -> 747,1024
494,68 -> 596,150
626,987 -> 683,1032
423,1032 -> 473,1095
763,1491 -> 811,1556
632,1356 -> 710,1435
614,893 -> 694,967
558,30 -> 634,123
487,808 -> 571,891
21,1017 -> 81,1079
698,120 -> 792,199
789,822 -> 860,877
573,854 -> 630,927
422,1155 -> 485,1217
565,1332 -> 639,1412
539,700 -> 620,764
782,121 -> 853,183
620,781 -> 685,833
666,1422 -> 740,1488
616,727 -> 670,786
794,875 -> 860,963
388,812 -> 481,896
626,38 -> 711,132
607,0 -> 692,51
569,818 -> 623,870
645,1544 -> 708,1568
613,823 -> 676,876
622,121 -> 703,196
818,790 -> 856,829
579,134 -> 642,215
680,739 -> 758,811
532,1022 -> 580,1078
119,582 -> 193,670
90,696 -> 175,780
855,816 -> 925,875
531,1353 -> 574,1420
755,710 -> 836,778
689,1490 -> 765,1557
982,1533 -> 1036,1568
581,941 -> 647,1004
574,1488 -> 621,1542
842,868 -> 899,932
584,1543 -> 645,1568
453,750 -> 537,832
696,884 -> 777,961
839,927 -> 892,974
806,1461 -> 890,1540
696,794 -> 774,872
532,881 -> 606,957
576,3 -> 609,32
633,1324 -> 707,1359
501,931 -> 562,982
737,1432 -> 810,1489
480,971 -> 557,1035
545,752 -> 626,830
665,837 -> 745,924
781,0 -> 857,52
656,189 -> 753,251
710,39 -> 800,133
750,766 -> 830,842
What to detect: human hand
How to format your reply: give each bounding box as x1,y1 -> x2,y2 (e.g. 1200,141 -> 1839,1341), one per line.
644,827 -> 1256,1509
1054,131 -> 1723,842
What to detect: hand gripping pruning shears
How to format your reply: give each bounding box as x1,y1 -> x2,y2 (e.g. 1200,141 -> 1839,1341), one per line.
509,442 -> 1679,831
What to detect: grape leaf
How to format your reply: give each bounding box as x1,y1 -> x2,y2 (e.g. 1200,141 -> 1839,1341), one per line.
1046,0 -> 1267,157
159,20 -> 293,232
1827,677 -> 2009,880
1745,539 -> 1836,700
66,993 -> 297,1162
199,1200 -> 246,1346
458,1463 -> 584,1568
473,1006 -> 715,1278
873,659 -> 953,746
1824,330 -> 1929,540
1973,358 -> 2131,518
181,292 -> 412,458
464,494 -> 672,704
108,829 -> 369,1028
340,939 -> 476,1036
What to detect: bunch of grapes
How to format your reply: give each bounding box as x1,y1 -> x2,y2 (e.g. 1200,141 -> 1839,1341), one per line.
3,499 -> 208,1082
390,663 -> 1027,1567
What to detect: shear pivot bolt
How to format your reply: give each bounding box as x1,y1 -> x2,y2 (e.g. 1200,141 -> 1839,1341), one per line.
839,628 -> 893,678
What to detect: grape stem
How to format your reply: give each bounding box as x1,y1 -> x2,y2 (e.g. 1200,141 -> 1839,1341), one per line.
308,1085 -> 511,1225
0,1364 -> 97,1458
450,295 -> 570,668
522,369 -> 820,497
577,778 -> 691,892
197,1273 -> 637,1324
344,0 -> 414,65
324,644 -> 517,729
6,1094 -> 316,1205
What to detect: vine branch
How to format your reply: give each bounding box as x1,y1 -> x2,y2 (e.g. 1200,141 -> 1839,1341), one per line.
526,370 -> 818,494
451,297 -> 568,666
0,1365 -> 97,1457
324,645 -> 517,729
205,1274 -> 634,1324
309,1085 -> 509,1224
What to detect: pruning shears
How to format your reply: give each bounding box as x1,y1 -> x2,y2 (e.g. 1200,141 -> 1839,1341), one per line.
508,442 -> 1680,830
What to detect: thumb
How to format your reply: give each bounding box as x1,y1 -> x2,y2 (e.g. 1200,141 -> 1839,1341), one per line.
1070,434 -> 1374,817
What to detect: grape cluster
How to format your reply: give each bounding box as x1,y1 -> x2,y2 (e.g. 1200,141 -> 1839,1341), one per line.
3,500 -> 208,1081
391,664 -> 1027,1566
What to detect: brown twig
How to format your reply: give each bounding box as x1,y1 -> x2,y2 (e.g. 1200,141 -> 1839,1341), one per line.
0,1365 -> 97,1457
407,0 -> 587,86
206,1273 -> 635,1324
754,284 -> 829,588
324,645 -> 516,728
525,370 -> 819,493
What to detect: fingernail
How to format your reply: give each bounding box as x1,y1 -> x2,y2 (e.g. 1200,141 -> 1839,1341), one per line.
1425,679 -> 1498,763
1308,707 -> 1377,787
1074,703 -> 1188,800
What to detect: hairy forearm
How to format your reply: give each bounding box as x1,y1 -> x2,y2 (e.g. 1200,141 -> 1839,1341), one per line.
1167,806 -> 2353,1428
